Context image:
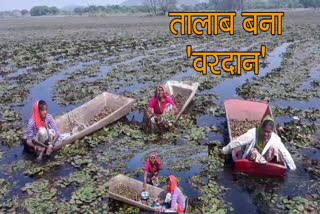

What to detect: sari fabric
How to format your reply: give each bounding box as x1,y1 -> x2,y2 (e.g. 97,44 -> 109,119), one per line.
32,100 -> 46,131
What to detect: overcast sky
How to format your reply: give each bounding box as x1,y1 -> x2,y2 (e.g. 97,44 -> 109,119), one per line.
1,0 -> 126,11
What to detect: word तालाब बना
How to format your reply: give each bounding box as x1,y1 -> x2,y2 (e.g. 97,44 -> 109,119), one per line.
169,12 -> 283,36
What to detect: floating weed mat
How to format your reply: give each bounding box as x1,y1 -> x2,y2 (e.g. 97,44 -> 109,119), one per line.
237,40 -> 320,101
0,179 -> 11,198
273,107 -> 320,122
275,195 -> 320,213
2,160 -> 33,173
190,143 -> 232,213
278,120 -> 317,150
0,106 -> 24,146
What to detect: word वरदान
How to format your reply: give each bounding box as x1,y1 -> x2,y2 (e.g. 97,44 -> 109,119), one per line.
186,45 -> 266,76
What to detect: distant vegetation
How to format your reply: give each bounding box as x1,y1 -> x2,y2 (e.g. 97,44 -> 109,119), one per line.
30,6 -> 59,16
73,5 -> 148,15
0,0 -> 320,17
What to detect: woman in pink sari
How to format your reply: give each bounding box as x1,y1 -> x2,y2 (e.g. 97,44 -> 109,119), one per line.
143,152 -> 161,191
146,83 -> 177,126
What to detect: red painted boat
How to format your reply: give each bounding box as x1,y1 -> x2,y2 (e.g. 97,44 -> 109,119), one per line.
224,99 -> 286,177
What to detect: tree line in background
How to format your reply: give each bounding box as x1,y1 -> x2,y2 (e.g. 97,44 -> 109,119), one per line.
1,0 -> 320,17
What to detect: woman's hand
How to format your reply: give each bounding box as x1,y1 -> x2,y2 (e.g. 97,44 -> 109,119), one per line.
46,144 -> 54,155
34,145 -> 45,153
147,108 -> 153,119
155,208 -> 161,212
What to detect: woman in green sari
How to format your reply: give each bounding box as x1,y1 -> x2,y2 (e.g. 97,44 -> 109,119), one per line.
222,115 -> 296,170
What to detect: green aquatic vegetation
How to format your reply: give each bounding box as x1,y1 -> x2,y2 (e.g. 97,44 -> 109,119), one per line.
167,160 -> 193,171
209,106 -> 226,117
192,94 -> 218,114
276,195 -> 320,213
176,115 -> 196,130
193,181 -> 232,214
70,182 -> 108,205
69,171 -> 93,185
162,112 -> 175,128
58,139 -> 89,158
22,180 -> 49,194
23,167 -> 44,176
0,198 -> 16,212
273,107 -> 320,122
71,155 -> 92,167
57,202 -> 77,214
312,167 -> 320,177
84,136 -> 100,148
0,179 -> 10,197
1,109 -> 20,121
41,189 -> 58,200
23,197 -> 57,214
125,167 -> 145,178
278,121 -> 317,148
162,132 -> 178,144
191,175 -> 206,189
23,161 -> 64,176
22,179 -> 57,201
117,124 -> 143,139
236,40 -> 319,101
145,133 -> 159,141
208,144 -> 225,179
166,156 -> 207,172
187,127 -> 206,142
97,151 -> 109,162
3,160 -> 33,173
118,136 -> 144,147
0,129 -> 23,147
71,183 -> 99,204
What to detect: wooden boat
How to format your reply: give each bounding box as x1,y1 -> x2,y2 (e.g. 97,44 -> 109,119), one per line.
165,80 -> 199,122
54,92 -> 134,150
224,99 -> 287,177
108,174 -> 188,213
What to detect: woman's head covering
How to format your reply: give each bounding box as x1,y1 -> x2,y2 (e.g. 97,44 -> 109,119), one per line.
32,100 -> 46,131
147,152 -> 161,173
256,115 -> 274,151
261,115 -> 274,125
167,175 -> 177,193
155,83 -> 170,98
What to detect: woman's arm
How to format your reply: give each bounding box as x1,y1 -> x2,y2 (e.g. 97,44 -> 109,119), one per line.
143,171 -> 148,190
26,119 -> 35,146
147,107 -> 154,118
147,97 -> 156,118
222,128 -> 255,154
278,139 -> 296,170
47,115 -> 60,154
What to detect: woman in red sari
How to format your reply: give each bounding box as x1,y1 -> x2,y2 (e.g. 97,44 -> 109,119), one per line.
143,152 -> 161,191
